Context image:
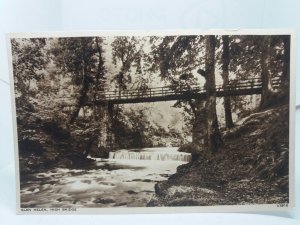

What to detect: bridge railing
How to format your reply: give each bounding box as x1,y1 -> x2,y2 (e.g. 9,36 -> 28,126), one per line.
96,77 -> 268,101
97,85 -> 205,101
53,76 -> 285,104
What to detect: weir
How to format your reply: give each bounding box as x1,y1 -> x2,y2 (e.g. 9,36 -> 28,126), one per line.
109,149 -> 191,162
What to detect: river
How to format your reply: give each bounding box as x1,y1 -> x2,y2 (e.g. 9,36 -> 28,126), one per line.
20,147 -> 191,208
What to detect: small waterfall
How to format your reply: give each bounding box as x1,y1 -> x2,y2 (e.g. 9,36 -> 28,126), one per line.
109,149 -> 191,162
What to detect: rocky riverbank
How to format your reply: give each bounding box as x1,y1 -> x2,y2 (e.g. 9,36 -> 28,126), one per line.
148,104 -> 289,206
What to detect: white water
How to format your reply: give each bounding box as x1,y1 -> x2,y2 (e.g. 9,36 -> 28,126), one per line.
20,147 -> 190,208
109,147 -> 191,162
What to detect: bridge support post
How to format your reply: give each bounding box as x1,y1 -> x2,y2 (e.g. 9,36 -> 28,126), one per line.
192,100 -> 208,151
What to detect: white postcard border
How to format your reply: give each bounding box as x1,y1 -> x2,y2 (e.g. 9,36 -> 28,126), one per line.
6,29 -> 296,215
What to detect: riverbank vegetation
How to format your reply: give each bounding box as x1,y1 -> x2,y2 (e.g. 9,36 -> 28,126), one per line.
148,104 -> 289,206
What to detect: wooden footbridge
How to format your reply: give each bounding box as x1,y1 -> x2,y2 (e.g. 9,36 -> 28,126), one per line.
88,77 -> 282,106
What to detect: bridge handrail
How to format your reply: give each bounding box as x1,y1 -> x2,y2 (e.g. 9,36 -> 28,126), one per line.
54,77 -> 284,103
97,78 -> 262,98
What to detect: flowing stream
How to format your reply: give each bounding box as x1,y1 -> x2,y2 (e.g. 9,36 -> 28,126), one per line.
20,147 -> 191,208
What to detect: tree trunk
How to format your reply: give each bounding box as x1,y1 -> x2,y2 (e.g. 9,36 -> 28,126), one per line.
204,36 -> 223,153
221,35 -> 234,129
94,37 -> 106,148
69,59 -> 89,124
192,100 -> 208,150
107,103 -> 115,150
93,37 -> 105,121
260,36 -> 274,109
95,37 -> 105,91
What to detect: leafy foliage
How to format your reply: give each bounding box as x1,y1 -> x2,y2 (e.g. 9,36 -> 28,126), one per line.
12,38 -> 48,97
111,37 -> 145,90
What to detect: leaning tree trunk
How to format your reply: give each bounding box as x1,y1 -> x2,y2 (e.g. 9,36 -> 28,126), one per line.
221,35 -> 234,129
204,35 -> 223,153
260,36 -> 275,109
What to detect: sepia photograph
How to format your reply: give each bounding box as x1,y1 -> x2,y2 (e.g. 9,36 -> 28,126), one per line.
8,31 -> 294,213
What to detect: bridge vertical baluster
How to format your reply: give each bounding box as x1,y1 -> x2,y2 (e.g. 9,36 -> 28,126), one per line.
137,89 -> 140,98
130,91 -> 133,100
113,90 -> 117,100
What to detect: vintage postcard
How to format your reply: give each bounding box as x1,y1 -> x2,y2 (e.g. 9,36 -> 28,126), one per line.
7,30 -> 295,214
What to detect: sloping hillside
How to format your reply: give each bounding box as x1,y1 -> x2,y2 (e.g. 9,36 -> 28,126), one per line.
148,104 -> 289,206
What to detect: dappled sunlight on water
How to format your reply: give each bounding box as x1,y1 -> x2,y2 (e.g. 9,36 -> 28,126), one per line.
20,147 -> 190,208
